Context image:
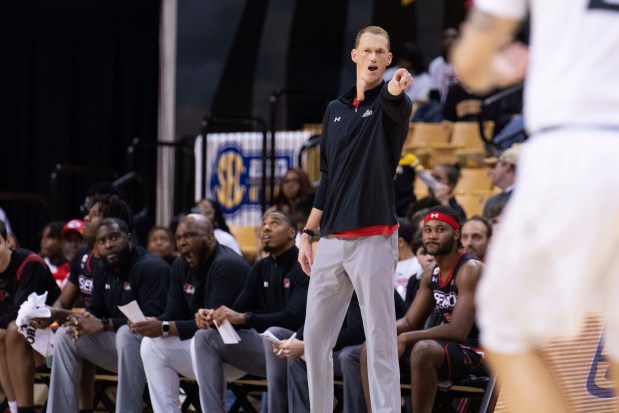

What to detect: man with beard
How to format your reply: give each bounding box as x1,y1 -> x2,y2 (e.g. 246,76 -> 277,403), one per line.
361,206 -> 485,413
191,210 -> 309,413
26,195 -> 135,413
47,218 -> 169,413
129,214 -> 250,413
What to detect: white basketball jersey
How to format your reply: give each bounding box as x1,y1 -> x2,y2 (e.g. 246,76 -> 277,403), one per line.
475,0 -> 619,133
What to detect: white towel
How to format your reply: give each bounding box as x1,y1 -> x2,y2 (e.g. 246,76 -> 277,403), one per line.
16,292 -> 54,357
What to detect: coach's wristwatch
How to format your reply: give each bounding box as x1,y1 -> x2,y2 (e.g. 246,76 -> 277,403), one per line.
161,321 -> 170,338
302,227 -> 319,241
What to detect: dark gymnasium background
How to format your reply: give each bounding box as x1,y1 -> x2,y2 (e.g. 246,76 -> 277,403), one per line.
0,0 -> 467,249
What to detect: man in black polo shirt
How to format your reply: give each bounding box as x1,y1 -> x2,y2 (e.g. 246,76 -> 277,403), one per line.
191,210 -> 308,413
47,218 -> 169,413
130,214 -> 250,413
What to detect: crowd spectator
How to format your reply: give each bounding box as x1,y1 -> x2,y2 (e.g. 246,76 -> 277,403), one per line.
269,168 -> 314,215
410,163 -> 467,224
60,219 -> 86,265
404,230 -> 435,307
194,199 -> 242,255
428,28 -> 459,102
482,146 -> 520,218
461,215 -> 493,261
394,219 -> 422,301
146,225 -> 178,265
384,42 -> 432,104
39,221 -> 70,287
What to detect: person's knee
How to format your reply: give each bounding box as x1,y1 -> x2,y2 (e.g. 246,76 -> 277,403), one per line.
140,337 -> 157,362
5,321 -> 25,346
52,325 -> 73,349
410,340 -> 443,369
115,324 -> 139,349
338,346 -> 361,374
192,328 -> 219,354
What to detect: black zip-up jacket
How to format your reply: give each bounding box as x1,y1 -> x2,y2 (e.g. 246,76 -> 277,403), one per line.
234,246 -> 308,333
87,245 -> 169,331
157,244 -> 250,340
314,81 -> 412,236
0,249 -> 60,329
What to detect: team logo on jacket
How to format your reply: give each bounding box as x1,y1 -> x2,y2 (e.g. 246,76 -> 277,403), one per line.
0,289 -> 9,301
283,278 -> 290,289
123,282 -> 131,291
183,283 -> 195,294
79,276 -> 93,295
361,109 -> 373,118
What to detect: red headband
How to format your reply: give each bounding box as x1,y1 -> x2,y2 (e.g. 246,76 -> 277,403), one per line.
423,212 -> 460,230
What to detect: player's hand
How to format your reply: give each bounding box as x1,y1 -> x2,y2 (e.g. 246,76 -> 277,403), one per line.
195,308 -> 213,329
298,234 -> 314,276
492,41 -> 528,87
128,319 -> 163,338
272,338 -> 305,359
68,312 -> 102,341
212,306 -> 244,326
388,68 -> 414,95
30,315 -> 54,329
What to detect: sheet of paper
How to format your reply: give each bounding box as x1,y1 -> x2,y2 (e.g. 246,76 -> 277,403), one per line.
214,319 -> 241,344
118,301 -> 146,323
260,330 -> 282,344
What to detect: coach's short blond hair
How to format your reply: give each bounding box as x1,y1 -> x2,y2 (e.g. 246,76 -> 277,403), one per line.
355,26 -> 390,51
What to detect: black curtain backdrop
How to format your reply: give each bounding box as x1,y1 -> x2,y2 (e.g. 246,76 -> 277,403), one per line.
210,0 -> 270,128
374,0 -> 418,51
0,0 -> 160,249
285,0 -> 349,129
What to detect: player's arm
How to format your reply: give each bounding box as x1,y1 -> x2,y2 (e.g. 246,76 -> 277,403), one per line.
396,268 -> 434,335
451,6 -> 524,93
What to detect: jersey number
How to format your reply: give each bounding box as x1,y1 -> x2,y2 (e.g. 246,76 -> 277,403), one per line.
588,0 -> 619,11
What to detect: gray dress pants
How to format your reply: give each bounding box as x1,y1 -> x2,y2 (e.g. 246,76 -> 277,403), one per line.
191,328 -> 267,413
47,324 -> 146,413
304,234 -> 400,413
287,344 -> 367,413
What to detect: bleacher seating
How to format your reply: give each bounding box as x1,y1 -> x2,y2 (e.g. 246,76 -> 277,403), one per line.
229,226 -> 260,264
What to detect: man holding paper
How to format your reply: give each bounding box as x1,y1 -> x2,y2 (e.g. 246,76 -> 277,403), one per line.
191,210 -> 309,413
129,214 -> 250,413
47,218 -> 169,413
